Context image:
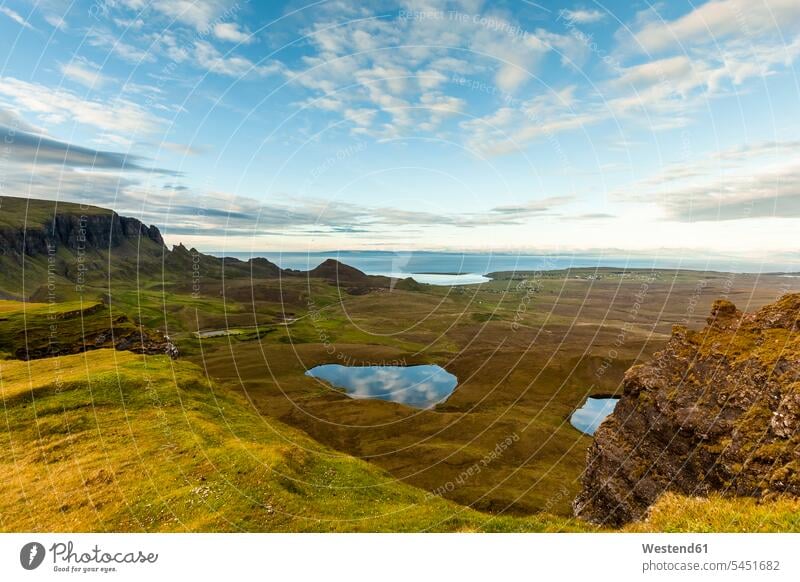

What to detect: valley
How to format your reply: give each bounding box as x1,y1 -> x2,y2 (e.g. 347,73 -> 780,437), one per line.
2,196 -> 800,531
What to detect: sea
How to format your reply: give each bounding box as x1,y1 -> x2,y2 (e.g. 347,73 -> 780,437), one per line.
213,250 -> 800,286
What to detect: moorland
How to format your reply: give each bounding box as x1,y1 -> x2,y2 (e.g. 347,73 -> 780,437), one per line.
2,196 -> 800,532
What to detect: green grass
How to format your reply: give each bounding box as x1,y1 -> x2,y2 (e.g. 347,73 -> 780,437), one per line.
0,299 -> 139,360
0,299 -> 98,316
0,349 -> 587,532
2,350 -> 797,532
626,493 -> 800,532
0,196 -> 110,229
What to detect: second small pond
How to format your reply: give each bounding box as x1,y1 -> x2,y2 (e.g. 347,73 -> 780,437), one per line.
571,396 -> 620,436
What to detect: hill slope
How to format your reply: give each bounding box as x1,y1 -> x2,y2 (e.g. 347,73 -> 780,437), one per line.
2,349 -> 797,532
0,196 -> 285,300
0,349 -> 582,532
0,196 -> 405,302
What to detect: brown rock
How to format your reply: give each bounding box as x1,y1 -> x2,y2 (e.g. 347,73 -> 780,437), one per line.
574,294 -> 800,526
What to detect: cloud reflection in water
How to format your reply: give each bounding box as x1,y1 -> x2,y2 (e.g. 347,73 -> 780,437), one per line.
305,364 -> 458,409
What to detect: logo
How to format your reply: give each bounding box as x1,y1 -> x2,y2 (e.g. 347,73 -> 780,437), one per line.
20,542 -> 46,570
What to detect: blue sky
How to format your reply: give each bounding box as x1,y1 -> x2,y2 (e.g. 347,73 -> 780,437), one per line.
0,0 -> 798,256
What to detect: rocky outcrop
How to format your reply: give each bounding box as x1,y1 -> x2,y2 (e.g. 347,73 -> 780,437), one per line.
574,294 -> 800,526
163,243 -> 282,282
0,203 -> 164,259
15,311 -> 180,361
0,196 -> 384,299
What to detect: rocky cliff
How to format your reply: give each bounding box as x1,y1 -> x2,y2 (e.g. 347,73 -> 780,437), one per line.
0,197 -> 164,257
0,196 -> 401,300
0,196 -> 284,298
574,294 -> 800,526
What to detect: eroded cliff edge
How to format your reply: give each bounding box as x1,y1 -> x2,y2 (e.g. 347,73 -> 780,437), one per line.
574,294 -> 800,526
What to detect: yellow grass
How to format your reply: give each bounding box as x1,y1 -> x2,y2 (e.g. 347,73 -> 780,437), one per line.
0,300 -> 49,314
0,349 -> 583,532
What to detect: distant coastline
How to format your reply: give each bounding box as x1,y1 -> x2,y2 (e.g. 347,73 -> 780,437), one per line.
213,250 -> 800,281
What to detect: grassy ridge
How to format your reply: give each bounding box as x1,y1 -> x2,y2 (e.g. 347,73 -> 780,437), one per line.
0,349 -> 584,532
0,196 -> 110,229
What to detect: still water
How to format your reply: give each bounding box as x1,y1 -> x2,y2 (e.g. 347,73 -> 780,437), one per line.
305,364 -> 458,409
571,397 -> 619,436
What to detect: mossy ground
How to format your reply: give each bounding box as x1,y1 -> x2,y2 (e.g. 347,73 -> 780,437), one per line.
199,270 -> 800,517
0,349 -> 586,532
2,269 -> 800,531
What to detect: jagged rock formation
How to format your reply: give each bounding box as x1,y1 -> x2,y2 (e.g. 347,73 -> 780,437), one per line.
0,199 -> 164,258
19,315 -> 180,361
574,294 -> 800,526
0,196 -> 396,299
0,196 -> 286,298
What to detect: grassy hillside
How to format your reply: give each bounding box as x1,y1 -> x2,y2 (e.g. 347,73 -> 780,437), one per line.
0,299 -> 172,360
0,196 -> 388,305
626,494 -> 800,533
0,196 -> 165,300
1,325 -> 799,531
0,349 -> 584,532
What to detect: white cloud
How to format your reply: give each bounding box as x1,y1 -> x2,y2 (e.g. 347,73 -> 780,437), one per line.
292,8 -> 583,139
44,14 -> 67,30
614,141 -> 800,221
656,162 -> 800,222
0,107 -> 47,134
461,17 -> 800,157
60,59 -> 109,89
0,6 -> 35,30
343,108 -> 378,129
87,28 -> 156,63
213,22 -> 253,44
560,8 -> 606,24
460,85 -> 596,156
113,17 -> 144,30
124,0 -> 238,32
193,41 -> 284,77
0,77 -> 162,135
490,195 -> 574,217
632,0 -> 800,54
611,56 -> 698,90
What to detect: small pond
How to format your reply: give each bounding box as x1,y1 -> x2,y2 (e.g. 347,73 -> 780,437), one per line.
305,364 -> 458,409
571,397 -> 619,436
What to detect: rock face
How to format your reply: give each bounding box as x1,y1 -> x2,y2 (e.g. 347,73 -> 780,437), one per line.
0,196 -> 283,298
0,196 -> 383,299
0,203 -> 164,259
574,294 -> 800,526
9,305 -> 180,361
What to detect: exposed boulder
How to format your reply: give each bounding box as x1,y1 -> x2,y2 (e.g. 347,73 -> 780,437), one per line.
574,295 -> 800,526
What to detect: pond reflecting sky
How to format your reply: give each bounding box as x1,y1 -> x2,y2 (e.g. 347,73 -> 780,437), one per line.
305,364 -> 458,409
571,397 -> 619,436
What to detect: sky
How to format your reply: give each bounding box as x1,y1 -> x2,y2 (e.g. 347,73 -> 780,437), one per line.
0,0 -> 798,257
